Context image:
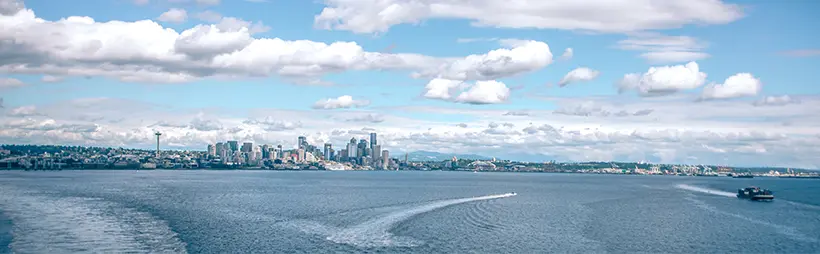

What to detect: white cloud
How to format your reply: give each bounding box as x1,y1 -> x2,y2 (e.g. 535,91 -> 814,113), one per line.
314,0 -> 743,34
753,95 -> 799,106
2,96 -> 820,168
423,79 -> 510,104
639,51 -> 710,64
617,61 -> 707,96
0,8 -> 551,84
455,80 -> 510,104
0,77 -> 25,88
559,67 -> 599,87
701,73 -> 761,100
412,40 -> 554,81
559,48 -> 573,61
617,33 -> 710,63
41,75 -> 63,83
312,95 -> 370,109
0,0 -> 24,15
157,8 -> 187,23
6,105 -> 39,117
195,10 -> 222,22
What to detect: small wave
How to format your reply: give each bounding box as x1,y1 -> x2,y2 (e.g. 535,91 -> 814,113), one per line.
0,187 -> 187,253
676,184 -> 736,198
284,193 -> 516,248
685,197 -> 818,243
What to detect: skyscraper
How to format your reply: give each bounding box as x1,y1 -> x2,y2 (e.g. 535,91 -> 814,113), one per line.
298,136 -> 307,149
358,139 -> 368,157
347,142 -> 356,159
370,132 -> 377,147
207,144 -> 215,157
323,143 -> 332,160
215,142 -> 224,157
227,141 -> 239,152
373,145 -> 381,163
241,142 -> 253,153
382,150 -> 389,170
297,148 -> 305,162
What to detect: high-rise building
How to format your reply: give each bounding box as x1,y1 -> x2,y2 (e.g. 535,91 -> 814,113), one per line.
323,143 -> 332,160
358,139 -> 368,157
373,145 -> 381,163
227,141 -> 239,152
207,144 -> 215,156
215,142 -> 224,157
297,148 -> 305,162
382,150 -> 389,169
370,132 -> 377,147
241,142 -> 253,153
298,136 -> 307,149
328,148 -> 335,161
259,145 -> 270,159
347,143 -> 357,158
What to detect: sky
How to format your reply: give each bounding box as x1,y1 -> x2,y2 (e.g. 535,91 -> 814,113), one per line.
0,0 -> 819,168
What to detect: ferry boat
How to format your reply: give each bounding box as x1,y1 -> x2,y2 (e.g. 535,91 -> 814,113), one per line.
737,186 -> 774,201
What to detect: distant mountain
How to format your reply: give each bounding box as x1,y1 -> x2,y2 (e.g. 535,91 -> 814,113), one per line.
404,151 -> 493,161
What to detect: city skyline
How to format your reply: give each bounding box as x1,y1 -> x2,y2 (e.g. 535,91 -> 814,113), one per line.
0,0 -> 818,169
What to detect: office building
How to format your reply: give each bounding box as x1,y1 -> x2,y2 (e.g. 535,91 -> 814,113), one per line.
227,141 -> 239,152
207,144 -> 215,157
382,150 -> 389,169
241,142 -> 253,153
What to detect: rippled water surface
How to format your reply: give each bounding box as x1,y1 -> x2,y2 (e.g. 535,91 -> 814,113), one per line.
1,171 -> 819,253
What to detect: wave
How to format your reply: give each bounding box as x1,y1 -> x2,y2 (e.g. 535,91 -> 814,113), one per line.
675,184 -> 736,198
0,187 -> 187,254
283,193 -> 516,248
685,197 -> 817,243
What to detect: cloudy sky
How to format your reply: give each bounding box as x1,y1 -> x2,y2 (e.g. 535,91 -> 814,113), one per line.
0,0 -> 818,168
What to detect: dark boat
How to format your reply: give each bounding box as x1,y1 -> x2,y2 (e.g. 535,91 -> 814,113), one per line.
737,186 -> 774,201
733,174 -> 754,178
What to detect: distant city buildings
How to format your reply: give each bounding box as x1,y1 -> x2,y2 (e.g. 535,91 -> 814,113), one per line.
197,131 -> 397,170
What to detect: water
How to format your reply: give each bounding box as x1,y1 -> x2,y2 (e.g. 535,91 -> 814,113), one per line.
0,171 -> 818,254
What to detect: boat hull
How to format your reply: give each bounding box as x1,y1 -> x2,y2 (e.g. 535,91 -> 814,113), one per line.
737,194 -> 774,201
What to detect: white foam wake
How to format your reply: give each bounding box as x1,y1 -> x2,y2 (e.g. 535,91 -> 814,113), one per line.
676,184 -> 736,198
285,193 -> 516,248
0,187 -> 187,253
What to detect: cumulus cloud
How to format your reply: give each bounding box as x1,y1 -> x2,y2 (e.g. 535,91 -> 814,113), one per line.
617,61 -> 707,96
2,96 -> 820,168
0,77 -> 25,88
412,40 -> 554,81
559,48 -> 573,61
559,67 -> 600,87
41,75 -> 63,83
552,101 -> 653,117
617,33 -> 710,63
0,8 -> 555,84
753,95 -> 799,106
314,0 -> 743,34
701,73 -> 762,100
312,95 -> 370,109
157,8 -> 187,23
423,79 -> 510,104
6,105 -> 40,117
242,117 -> 302,131
343,113 -> 385,123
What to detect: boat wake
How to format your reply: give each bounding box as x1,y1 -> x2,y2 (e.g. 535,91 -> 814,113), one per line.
281,193 -> 517,248
0,186 -> 188,253
685,197 -> 818,243
676,184 -> 736,198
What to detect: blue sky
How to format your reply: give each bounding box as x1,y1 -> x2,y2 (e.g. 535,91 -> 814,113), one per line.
0,0 -> 819,168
